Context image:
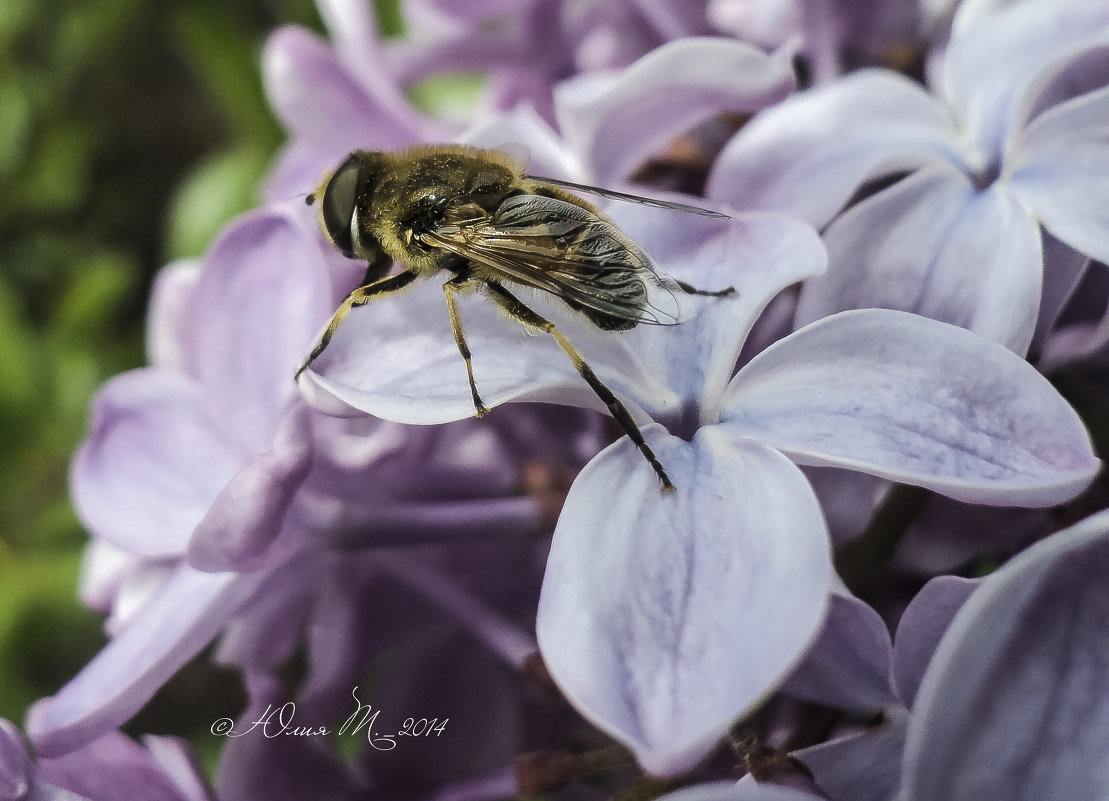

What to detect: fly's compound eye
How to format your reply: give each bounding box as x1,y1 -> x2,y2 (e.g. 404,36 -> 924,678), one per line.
319,154 -> 366,258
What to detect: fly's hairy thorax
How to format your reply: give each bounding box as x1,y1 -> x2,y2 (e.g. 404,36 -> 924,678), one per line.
364,148 -> 525,275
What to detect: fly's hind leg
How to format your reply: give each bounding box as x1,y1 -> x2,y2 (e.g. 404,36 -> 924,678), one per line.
484,280 -> 675,492
674,278 -> 736,298
295,269 -> 419,381
443,273 -> 488,417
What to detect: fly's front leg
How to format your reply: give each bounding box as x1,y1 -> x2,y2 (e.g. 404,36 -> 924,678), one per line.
484,280 -> 675,492
442,273 -> 488,417
295,269 -> 419,381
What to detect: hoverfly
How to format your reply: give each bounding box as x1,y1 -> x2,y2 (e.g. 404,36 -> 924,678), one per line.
296,145 -> 734,491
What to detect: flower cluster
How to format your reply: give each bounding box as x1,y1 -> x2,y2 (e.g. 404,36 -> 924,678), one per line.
6,0 -> 1109,799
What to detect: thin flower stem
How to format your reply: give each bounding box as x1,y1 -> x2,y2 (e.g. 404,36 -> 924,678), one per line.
834,483 -> 930,595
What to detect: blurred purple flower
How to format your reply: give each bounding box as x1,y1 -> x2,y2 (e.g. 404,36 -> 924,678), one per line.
708,0 -> 1109,355
32,203 -> 559,765
708,0 -> 922,82
776,509 -> 1109,801
264,3 -> 798,201
0,718 -> 212,801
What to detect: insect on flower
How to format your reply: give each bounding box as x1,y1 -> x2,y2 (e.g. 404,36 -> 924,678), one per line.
296,144 -> 735,491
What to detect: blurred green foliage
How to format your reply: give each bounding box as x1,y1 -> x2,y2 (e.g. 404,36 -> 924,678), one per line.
0,0 -> 321,730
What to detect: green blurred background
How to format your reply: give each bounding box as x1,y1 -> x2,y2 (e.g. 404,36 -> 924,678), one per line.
0,0 -> 399,764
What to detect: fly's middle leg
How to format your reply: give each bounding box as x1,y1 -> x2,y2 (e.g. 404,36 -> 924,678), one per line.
443,274 -> 487,417
484,280 -> 675,492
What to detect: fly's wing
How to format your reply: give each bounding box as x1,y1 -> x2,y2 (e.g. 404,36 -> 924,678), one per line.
426,194 -> 683,326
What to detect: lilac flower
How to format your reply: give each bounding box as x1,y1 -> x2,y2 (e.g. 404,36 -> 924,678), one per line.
0,718 -> 212,801
776,509 -> 1109,801
707,0 -> 922,82
708,0 -> 1109,355
264,1 -> 798,201
33,202 -> 556,762
301,178 -> 1096,774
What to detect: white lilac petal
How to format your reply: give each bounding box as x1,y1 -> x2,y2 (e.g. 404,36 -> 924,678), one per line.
780,589 -> 896,712
145,260 -> 200,371
1007,85 -> 1109,267
537,426 -> 830,777
943,0 -> 1109,158
793,707 -> 909,801
719,309 -> 1099,507
706,70 -> 965,228
891,575 -> 980,710
103,561 -> 175,638
28,566 -> 261,757
186,208 -> 332,453
659,781 -> 826,801
299,274 -> 674,425
187,404 -> 314,573
79,542 -> 144,615
605,207 -> 826,423
262,26 -> 424,154
555,37 -> 797,186
903,510 -> 1109,801
795,164 -> 1043,355
36,731 -> 199,801
70,369 -> 248,558
0,719 -> 30,800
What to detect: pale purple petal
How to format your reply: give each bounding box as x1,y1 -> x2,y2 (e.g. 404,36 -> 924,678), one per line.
794,708 -> 909,801
659,781 -> 827,801
707,70 -> 966,227
1008,85 -> 1109,266
1010,43 -> 1109,135
1031,232 -> 1091,355
0,720 -> 31,800
262,141 -> 337,207
707,0 -> 802,50
138,736 -> 213,801
186,208 -> 332,453
187,404 -> 314,572
720,309 -> 1099,506
262,26 -> 423,154
537,426 -> 830,777
555,37 -> 797,185
460,107 -> 584,181
629,0 -> 711,40
215,677 -> 354,801
891,575 -> 979,710
28,567 -> 260,757
70,370 -> 248,558
36,732 -> 204,801
942,0 -> 1109,157
607,208 -> 826,423
298,275 -> 667,424
794,165 -> 1044,355
894,499 -> 1047,576
145,261 -> 200,371
781,590 -> 896,712
903,510 -> 1109,801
